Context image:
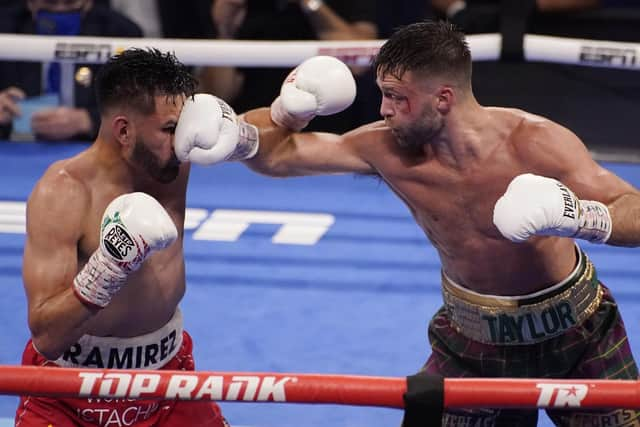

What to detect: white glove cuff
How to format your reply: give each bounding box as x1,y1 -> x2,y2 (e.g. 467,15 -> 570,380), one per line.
72,250 -> 128,309
227,121 -> 260,161
575,200 -> 612,244
270,96 -> 313,132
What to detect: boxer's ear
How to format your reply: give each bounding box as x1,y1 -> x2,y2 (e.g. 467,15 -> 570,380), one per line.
435,86 -> 454,114
112,115 -> 133,148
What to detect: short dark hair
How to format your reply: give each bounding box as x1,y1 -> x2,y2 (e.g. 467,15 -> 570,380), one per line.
96,48 -> 198,115
374,20 -> 472,87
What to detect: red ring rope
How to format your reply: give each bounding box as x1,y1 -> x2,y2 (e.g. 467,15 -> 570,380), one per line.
445,378 -> 640,409
0,365 -> 638,409
0,366 -> 405,407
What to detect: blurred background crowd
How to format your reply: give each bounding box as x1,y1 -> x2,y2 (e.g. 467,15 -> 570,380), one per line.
0,0 -> 638,155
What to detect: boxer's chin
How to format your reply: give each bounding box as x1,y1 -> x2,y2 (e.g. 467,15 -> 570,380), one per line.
133,139 -> 180,183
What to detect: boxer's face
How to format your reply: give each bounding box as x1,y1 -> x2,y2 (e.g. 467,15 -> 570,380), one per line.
377,70 -> 445,150
130,95 -> 184,183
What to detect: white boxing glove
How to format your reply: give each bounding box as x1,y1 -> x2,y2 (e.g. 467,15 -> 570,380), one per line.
270,55 -> 357,131
493,173 -> 612,244
174,93 -> 259,165
73,192 -> 178,308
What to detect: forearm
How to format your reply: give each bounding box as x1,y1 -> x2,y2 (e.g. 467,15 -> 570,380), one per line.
607,192 -> 640,247
175,58 -> 359,172
242,107 -> 366,176
29,288 -> 97,360
241,107 -> 299,176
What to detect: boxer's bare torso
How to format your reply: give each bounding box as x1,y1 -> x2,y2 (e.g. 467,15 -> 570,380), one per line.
23,96 -> 189,358
360,109 -> 578,295
245,104 -> 634,296
52,147 -> 188,336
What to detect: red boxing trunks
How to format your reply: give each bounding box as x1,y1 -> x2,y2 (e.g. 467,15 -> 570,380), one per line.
15,310 -> 228,427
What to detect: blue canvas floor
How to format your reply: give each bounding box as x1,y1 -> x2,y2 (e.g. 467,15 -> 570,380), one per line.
1,141 -> 639,427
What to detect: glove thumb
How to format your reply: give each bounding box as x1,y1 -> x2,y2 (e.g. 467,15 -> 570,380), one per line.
280,84 -> 318,119
186,133 -> 240,164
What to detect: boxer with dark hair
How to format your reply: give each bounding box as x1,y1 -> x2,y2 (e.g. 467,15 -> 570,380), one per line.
177,20 -> 640,426
17,48 -> 228,427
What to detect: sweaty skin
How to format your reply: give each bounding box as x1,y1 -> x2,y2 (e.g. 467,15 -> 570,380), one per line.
23,96 -> 189,359
241,69 -> 640,296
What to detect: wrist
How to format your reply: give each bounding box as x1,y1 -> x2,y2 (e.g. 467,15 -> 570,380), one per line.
72,250 -> 128,309
574,200 -> 612,243
227,121 -> 260,161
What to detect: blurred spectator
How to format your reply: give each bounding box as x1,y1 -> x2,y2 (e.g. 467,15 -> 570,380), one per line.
377,0 -> 430,38
0,0 -> 142,141
199,0 -> 378,134
109,0 -> 162,37
430,0 -> 600,33
601,0 -> 636,6
433,0 -> 640,156
109,0 -> 214,39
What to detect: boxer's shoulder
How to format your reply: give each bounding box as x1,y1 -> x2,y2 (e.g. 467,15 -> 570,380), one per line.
344,120 -> 391,143
31,160 -> 90,207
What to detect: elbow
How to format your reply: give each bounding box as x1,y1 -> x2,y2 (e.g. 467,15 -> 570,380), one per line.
29,315 -> 68,361
30,332 -> 66,361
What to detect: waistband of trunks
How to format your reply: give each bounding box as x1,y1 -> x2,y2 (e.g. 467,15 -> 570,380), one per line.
441,246 -> 602,345
50,309 -> 184,370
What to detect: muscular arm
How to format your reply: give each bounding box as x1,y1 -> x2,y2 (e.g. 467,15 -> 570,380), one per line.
519,120 -> 640,247
23,169 -> 96,359
241,107 -> 376,176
